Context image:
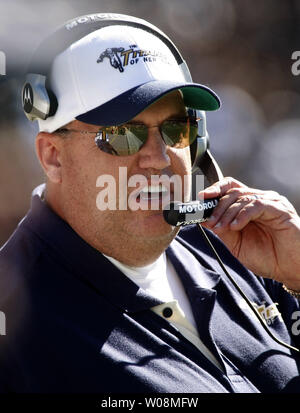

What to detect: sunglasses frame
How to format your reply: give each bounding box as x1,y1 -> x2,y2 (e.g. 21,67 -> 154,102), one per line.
55,115 -> 199,156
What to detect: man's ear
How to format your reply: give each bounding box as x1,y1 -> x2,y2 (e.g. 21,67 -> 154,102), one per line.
35,132 -> 62,184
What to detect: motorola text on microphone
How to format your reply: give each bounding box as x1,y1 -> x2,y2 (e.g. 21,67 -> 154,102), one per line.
163,198 -> 219,227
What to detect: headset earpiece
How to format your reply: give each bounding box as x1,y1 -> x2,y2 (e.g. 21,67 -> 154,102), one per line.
190,110 -> 208,166
190,109 -> 223,191
22,74 -> 57,121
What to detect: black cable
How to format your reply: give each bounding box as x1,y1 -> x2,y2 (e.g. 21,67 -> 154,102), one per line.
197,223 -> 300,354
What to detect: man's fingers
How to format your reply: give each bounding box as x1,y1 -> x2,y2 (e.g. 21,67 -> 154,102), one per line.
206,197 -> 294,232
199,177 -> 298,231
206,195 -> 261,229
199,176 -> 247,199
205,190 -> 263,227
228,201 -> 265,230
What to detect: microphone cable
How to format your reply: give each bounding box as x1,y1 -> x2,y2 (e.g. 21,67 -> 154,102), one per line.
197,223 -> 300,355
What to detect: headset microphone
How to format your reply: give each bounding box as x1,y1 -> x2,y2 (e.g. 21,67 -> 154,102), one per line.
163,198 -> 219,227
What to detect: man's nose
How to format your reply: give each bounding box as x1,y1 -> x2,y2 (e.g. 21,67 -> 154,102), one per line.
137,127 -> 171,170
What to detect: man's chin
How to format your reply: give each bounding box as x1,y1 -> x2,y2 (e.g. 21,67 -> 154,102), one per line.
129,212 -> 179,241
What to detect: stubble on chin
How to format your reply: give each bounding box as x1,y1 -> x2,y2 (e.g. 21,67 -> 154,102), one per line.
91,210 -> 180,266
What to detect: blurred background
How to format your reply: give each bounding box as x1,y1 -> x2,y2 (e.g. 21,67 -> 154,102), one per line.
0,0 -> 300,246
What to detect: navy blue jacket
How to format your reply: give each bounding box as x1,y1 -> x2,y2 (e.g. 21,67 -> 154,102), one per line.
0,190 -> 300,393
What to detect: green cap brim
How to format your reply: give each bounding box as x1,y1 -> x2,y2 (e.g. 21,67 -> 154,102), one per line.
181,85 -> 221,111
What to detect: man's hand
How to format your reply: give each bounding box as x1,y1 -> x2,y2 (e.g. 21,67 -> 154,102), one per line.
200,177 -> 300,290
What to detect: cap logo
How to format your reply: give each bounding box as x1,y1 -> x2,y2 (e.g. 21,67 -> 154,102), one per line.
22,83 -> 34,113
97,47 -> 125,72
97,44 -> 171,73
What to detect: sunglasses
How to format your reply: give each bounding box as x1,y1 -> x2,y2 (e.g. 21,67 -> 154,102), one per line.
56,116 -> 199,157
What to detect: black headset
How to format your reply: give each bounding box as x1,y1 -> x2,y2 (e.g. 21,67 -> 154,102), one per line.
22,12 -> 223,187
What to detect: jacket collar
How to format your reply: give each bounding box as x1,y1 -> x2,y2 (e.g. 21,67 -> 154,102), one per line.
166,239 -> 221,293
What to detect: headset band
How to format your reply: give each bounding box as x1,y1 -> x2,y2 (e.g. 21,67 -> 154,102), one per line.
28,13 -> 185,76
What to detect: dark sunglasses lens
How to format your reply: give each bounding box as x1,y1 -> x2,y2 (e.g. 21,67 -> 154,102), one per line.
95,118 -> 198,156
161,119 -> 198,148
95,125 -> 148,156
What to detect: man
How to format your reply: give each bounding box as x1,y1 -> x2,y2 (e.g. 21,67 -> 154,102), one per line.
0,13 -> 300,393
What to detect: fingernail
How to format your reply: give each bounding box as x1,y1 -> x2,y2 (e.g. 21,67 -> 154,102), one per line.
231,219 -> 238,226
214,222 -> 222,228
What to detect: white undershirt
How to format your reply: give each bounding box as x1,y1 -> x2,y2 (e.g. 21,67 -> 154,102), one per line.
104,252 -> 197,329
103,252 -> 223,371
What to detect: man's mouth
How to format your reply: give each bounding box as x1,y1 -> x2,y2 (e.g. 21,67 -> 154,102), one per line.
131,183 -> 174,211
127,176 -> 179,211
139,184 -> 169,200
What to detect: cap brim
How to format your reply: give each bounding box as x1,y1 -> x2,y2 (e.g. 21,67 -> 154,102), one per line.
76,80 -> 220,126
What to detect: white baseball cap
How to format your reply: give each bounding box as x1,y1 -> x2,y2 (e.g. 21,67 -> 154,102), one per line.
38,24 -> 220,133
